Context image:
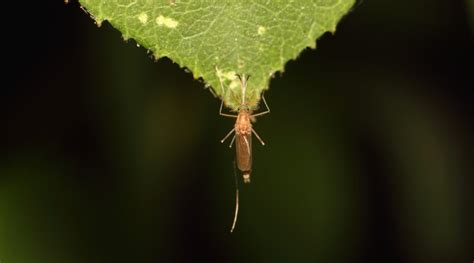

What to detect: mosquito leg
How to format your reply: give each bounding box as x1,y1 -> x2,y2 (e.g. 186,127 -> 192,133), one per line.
236,74 -> 248,106
228,134 -> 236,148
215,65 -> 226,95
230,161 -> 239,233
215,66 -> 238,118
219,99 -> 238,118
207,86 -> 217,98
252,129 -> 266,146
221,128 -> 235,143
251,94 -> 270,117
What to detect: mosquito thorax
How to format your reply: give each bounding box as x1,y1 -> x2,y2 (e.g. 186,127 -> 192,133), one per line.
235,110 -> 252,135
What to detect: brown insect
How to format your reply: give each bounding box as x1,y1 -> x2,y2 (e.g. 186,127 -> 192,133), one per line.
218,74 -> 270,183
216,71 -> 270,233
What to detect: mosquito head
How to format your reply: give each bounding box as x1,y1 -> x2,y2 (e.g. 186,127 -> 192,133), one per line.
238,105 -> 251,111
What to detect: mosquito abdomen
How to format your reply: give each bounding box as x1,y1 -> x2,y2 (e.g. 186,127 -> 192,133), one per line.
236,133 -> 252,183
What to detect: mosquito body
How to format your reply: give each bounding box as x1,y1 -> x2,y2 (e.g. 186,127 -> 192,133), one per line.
216,70 -> 270,233
233,108 -> 253,183
218,74 -> 270,183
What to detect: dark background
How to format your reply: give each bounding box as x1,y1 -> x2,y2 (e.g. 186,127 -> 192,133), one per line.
1,0 -> 473,262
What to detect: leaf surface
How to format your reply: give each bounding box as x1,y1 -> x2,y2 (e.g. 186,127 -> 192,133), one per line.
80,0 -> 355,109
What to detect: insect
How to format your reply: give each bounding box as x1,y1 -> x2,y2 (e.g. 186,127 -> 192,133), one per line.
217,73 -> 270,183
216,71 -> 270,232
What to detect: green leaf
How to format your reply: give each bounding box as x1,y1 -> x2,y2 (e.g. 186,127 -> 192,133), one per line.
79,0 -> 355,110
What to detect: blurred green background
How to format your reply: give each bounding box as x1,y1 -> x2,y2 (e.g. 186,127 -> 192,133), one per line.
1,0 -> 473,262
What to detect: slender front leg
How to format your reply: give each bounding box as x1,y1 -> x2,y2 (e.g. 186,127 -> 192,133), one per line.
219,99 -> 238,118
221,128 -> 236,143
251,94 -> 270,117
216,66 -> 238,118
252,129 -> 265,146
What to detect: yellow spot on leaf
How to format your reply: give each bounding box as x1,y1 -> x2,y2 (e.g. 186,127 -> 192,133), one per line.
138,13 -> 148,24
216,68 -> 236,81
216,68 -> 240,91
257,26 -> 266,35
156,15 -> 178,28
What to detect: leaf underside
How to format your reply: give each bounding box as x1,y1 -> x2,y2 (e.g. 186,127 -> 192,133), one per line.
79,0 -> 355,110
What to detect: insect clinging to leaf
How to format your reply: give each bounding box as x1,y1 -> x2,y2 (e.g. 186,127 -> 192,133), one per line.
216,68 -> 270,233
217,71 -> 270,183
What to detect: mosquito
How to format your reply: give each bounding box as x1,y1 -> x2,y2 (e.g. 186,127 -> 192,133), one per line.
218,74 -> 270,184
216,71 -> 270,232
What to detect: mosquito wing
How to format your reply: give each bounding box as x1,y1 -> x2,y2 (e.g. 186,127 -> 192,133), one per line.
235,133 -> 252,174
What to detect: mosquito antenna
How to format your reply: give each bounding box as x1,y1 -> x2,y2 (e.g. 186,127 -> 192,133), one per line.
241,74 -> 247,106
230,161 -> 240,233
